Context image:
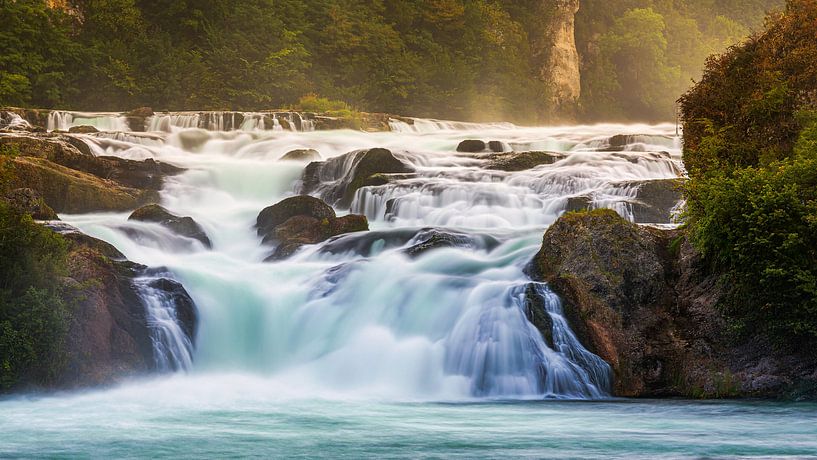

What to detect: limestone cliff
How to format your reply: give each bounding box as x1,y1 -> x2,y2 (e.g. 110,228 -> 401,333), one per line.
539,0 -> 581,116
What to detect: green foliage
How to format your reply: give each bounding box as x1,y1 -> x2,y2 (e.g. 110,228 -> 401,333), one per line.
681,1 -> 817,348
576,0 -> 783,121
0,201 -> 71,390
292,94 -> 356,118
0,0 -> 779,122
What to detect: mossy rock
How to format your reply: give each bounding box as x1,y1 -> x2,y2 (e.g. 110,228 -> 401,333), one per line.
8,157 -> 157,213
280,149 -> 321,162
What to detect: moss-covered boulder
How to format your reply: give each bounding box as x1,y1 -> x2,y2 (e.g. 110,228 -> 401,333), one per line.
3,188 -> 58,220
7,156 -> 158,213
0,134 -> 182,213
528,209 -> 817,398
529,209 -> 708,396
129,204 -> 212,248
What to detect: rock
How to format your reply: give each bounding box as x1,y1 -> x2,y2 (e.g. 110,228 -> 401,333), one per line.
488,141 -> 506,152
143,275 -> 198,341
528,209 -> 817,399
129,204 -> 212,248
300,148 -> 413,208
565,195 -> 592,213
528,209 -> 689,396
0,134 -> 183,213
127,107 -> 154,118
403,229 -> 477,258
46,228 -> 199,389
3,188 -> 59,220
456,139 -> 486,152
280,148 -> 321,162
538,0 -> 580,114
523,284 -> 555,349
256,195 -> 369,260
625,178 -> 683,223
256,195 -> 336,238
68,125 -> 99,134
8,156 -> 159,213
483,151 -> 564,171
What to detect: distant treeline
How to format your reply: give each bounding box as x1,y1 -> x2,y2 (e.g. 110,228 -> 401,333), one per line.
0,0 -> 781,123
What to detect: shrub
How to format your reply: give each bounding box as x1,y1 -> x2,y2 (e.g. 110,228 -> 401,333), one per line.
0,201 -> 71,390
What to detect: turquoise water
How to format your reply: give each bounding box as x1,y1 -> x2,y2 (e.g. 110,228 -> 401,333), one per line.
1,376 -> 815,458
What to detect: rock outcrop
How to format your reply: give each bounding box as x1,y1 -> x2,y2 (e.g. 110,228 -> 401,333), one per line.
528,209 -> 817,398
0,134 -> 182,213
300,148 -> 413,208
482,151 -> 564,171
536,0 -> 581,115
256,195 -> 369,260
42,224 -> 198,390
128,204 -> 212,248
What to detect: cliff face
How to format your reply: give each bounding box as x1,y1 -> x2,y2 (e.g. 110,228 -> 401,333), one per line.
540,0 -> 581,116
528,210 -> 817,399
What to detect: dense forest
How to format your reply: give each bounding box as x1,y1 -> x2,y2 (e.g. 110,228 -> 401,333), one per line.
1,0 -> 782,123
681,0 -> 817,347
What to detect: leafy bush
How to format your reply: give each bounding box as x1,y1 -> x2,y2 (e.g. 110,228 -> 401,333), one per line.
681,0 -> 817,348
292,94 -> 356,118
0,201 -> 71,390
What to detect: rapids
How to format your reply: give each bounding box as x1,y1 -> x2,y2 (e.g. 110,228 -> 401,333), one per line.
54,119 -> 685,400
5,117 -> 817,458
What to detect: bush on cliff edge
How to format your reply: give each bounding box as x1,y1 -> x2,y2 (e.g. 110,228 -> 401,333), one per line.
680,0 -> 817,347
0,201 -> 71,390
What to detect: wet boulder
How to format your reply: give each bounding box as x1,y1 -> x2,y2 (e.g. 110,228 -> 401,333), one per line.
129,204 -> 211,248
256,195 -> 369,260
487,141 -> 507,152
483,151 -> 564,171
403,229 -> 477,258
126,107 -> 154,132
280,148 -> 321,162
300,147 -> 413,208
625,178 -> 683,223
256,195 -> 336,238
456,139 -> 486,152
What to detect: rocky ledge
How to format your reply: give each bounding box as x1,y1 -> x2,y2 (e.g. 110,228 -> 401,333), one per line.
528,209 -> 817,399
0,133 -> 183,213
31,222 -> 197,391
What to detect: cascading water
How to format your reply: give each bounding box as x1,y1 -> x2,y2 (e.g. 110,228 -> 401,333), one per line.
59,120 -> 684,400
134,277 -> 195,372
47,110 -> 130,132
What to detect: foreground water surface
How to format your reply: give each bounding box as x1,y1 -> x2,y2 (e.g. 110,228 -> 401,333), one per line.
1,376 -> 816,458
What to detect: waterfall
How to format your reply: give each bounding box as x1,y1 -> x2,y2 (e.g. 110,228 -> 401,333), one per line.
134,277 -> 195,372
47,111 -> 130,132
60,121 -> 683,400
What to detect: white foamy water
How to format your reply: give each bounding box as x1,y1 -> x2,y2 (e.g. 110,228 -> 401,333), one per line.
5,120 -> 815,458
50,121 -> 684,401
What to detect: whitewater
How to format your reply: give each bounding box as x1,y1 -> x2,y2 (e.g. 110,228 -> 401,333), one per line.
1,115 -> 815,458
